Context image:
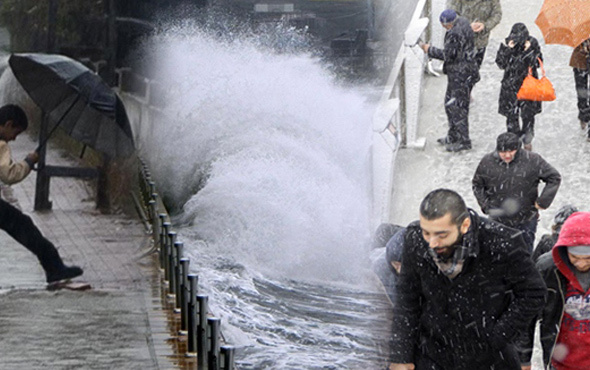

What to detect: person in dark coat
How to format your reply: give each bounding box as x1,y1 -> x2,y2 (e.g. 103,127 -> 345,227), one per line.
519,212 -> 590,370
371,224 -> 405,304
496,23 -> 543,151
532,204 -> 578,262
570,38 -> 590,141
446,0 -> 502,69
472,132 -> 561,251
420,9 -> 480,152
389,188 -> 546,370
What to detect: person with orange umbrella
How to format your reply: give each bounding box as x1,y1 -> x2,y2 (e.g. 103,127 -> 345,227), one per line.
570,38 -> 590,140
536,0 -> 590,141
535,0 -> 590,50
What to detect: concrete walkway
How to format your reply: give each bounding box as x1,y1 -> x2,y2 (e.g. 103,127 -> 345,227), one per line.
0,134 -> 178,369
390,0 -> 590,234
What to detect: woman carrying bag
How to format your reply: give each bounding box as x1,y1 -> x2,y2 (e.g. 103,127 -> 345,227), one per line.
496,23 -> 543,151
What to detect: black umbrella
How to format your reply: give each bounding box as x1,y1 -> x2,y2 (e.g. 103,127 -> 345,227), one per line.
8,53 -> 135,158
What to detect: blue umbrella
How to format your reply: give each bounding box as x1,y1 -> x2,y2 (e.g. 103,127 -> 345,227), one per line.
8,53 -> 134,158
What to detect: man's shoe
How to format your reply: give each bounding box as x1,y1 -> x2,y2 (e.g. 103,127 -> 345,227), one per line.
46,265 -> 84,283
437,136 -> 450,145
581,120 -> 588,130
445,142 -> 472,152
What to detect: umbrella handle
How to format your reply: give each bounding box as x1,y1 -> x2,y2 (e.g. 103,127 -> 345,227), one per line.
35,94 -> 82,153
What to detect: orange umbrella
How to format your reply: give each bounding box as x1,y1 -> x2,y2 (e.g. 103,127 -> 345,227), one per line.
535,0 -> 590,48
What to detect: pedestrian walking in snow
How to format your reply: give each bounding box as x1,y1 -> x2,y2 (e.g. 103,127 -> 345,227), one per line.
519,212 -> 590,370
447,0 -> 502,70
532,204 -> 579,262
472,132 -> 561,251
0,104 -> 83,284
570,38 -> 590,141
420,9 -> 479,152
496,23 -> 543,151
389,188 -> 546,370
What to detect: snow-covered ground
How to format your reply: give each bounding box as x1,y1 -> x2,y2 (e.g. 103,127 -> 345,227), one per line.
389,0 -> 588,368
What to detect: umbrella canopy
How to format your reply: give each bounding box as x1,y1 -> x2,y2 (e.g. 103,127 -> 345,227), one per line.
535,0 -> 590,48
8,53 -> 135,158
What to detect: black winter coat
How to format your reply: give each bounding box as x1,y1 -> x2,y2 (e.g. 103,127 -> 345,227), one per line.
391,211 -> 546,369
428,16 -> 479,82
472,149 -> 561,227
496,36 -> 543,117
532,233 -> 557,262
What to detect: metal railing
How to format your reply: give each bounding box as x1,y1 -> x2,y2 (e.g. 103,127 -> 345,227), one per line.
371,0 -> 444,227
135,159 -> 236,370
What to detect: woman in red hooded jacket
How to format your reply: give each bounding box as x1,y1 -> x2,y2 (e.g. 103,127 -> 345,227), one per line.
520,212 -> 590,370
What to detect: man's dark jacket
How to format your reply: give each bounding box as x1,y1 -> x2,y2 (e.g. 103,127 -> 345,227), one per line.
518,251 -> 564,368
428,16 -> 479,82
391,210 -> 546,369
532,233 -> 557,262
472,149 -> 561,227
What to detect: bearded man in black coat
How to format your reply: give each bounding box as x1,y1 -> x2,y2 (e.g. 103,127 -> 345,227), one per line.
421,9 -> 480,152
389,188 -> 546,370
472,132 -> 561,251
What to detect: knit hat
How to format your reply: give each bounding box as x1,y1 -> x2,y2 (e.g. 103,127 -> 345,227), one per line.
496,132 -> 521,151
555,212 -> 590,248
554,205 -> 579,226
568,246 -> 590,256
440,9 -> 457,24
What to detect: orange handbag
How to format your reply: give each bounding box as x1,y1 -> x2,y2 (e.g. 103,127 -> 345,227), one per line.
517,58 -> 556,101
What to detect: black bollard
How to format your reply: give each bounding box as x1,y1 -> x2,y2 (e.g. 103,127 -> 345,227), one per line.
158,215 -> 167,269
208,317 -> 221,370
179,258 -> 190,335
149,192 -> 158,237
197,295 -> 209,368
174,241 -> 184,312
220,346 -> 235,370
186,274 -> 199,357
150,192 -> 158,214
148,199 -> 156,232
148,181 -> 156,199
164,229 -> 175,286
167,232 -> 177,297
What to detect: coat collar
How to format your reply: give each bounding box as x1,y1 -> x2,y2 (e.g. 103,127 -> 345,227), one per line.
417,209 -> 481,264
464,209 -> 480,258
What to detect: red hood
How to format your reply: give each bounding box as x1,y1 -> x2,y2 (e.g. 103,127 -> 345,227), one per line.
552,212 -> 590,291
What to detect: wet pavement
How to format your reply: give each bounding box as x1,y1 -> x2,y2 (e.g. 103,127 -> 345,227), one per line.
0,134 -> 179,369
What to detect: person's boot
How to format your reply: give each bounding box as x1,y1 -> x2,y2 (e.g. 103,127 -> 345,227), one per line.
445,142 -> 472,152
581,120 -> 587,130
46,265 -> 84,283
437,136 -> 451,145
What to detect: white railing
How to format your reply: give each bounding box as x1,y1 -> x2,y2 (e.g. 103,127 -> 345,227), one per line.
371,0 -> 445,227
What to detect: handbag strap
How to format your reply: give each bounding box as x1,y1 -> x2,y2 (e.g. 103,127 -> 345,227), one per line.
538,57 -> 546,77
529,57 -> 546,77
